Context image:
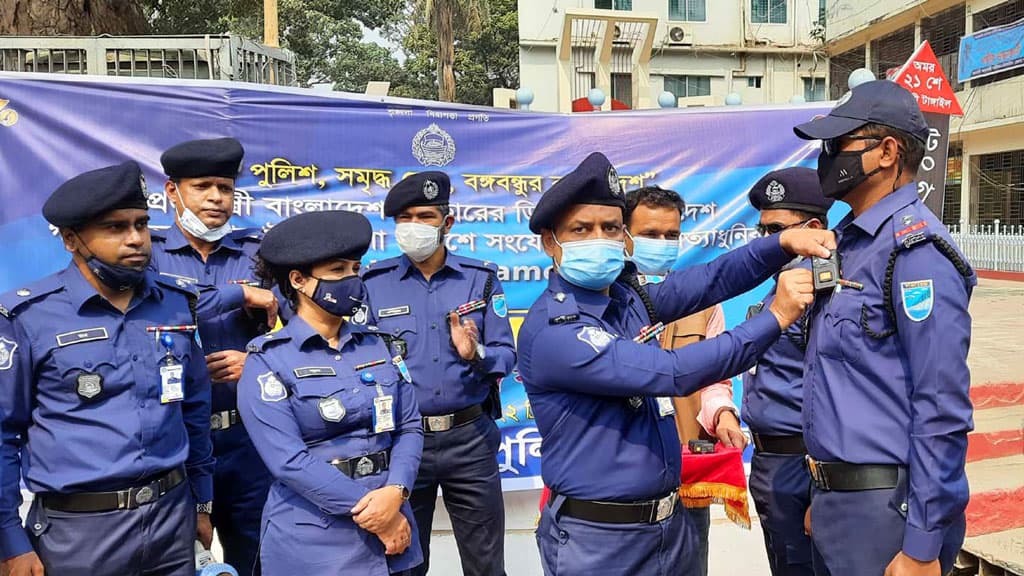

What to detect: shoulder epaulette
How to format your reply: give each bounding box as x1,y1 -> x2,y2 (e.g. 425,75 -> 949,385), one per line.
547,291 -> 580,324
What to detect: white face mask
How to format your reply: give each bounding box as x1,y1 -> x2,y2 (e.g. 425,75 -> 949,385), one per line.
395,222 -> 442,263
174,184 -> 232,243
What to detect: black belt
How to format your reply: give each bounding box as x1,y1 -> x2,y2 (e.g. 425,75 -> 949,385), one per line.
40,467 -> 186,513
549,490 -> 679,524
805,457 -> 901,491
422,403 -> 483,432
331,450 -> 390,479
210,409 -> 239,431
752,433 -> 806,455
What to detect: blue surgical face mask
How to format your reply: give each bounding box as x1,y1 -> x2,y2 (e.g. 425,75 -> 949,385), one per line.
554,236 -> 625,291
627,233 -> 681,276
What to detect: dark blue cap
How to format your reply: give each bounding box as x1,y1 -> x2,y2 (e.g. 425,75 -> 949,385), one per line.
259,210 -> 372,267
794,80 -> 930,144
160,137 -> 245,180
43,161 -> 149,228
748,167 -> 833,215
383,171 -> 451,217
529,152 -> 624,234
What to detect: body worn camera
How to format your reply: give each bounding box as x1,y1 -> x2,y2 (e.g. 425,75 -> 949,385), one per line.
812,250 -> 840,293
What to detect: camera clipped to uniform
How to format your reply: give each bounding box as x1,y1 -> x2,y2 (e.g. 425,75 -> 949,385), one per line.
812,250 -> 840,293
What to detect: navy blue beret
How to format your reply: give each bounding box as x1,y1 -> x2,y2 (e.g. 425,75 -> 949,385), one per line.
160,137 -> 244,180
529,152 -> 624,234
748,167 -> 834,215
384,171 -> 451,217
43,161 -> 149,228
259,210 -> 372,267
794,80 -> 930,144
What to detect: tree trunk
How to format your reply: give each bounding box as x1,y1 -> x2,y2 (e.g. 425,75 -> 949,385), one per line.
0,0 -> 148,35
433,0 -> 456,102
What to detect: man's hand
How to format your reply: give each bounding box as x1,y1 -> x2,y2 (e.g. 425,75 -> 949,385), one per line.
769,269 -> 814,330
714,410 -> 748,449
196,512 -> 214,549
803,507 -> 812,536
241,285 -> 279,328
884,552 -> 941,576
377,515 -> 412,556
352,486 -> 404,534
205,350 -> 247,384
1,551 -> 44,576
448,311 -> 480,362
778,229 -> 836,259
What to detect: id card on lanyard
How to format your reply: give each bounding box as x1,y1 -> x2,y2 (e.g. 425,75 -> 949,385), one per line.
158,333 -> 184,404
372,383 -> 396,433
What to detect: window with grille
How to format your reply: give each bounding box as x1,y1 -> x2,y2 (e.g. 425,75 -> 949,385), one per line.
828,45 -> 866,99
803,77 -> 826,101
921,3 -> 965,91
972,0 -> 1024,86
871,26 -> 915,80
971,149 -> 1024,226
612,73 -> 633,107
751,0 -> 787,24
596,0 -> 632,9
943,143 -> 963,226
669,0 -> 706,22
664,75 -> 712,98
747,76 -> 762,88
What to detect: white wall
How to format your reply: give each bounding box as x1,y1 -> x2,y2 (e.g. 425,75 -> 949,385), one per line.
825,0 -> 921,41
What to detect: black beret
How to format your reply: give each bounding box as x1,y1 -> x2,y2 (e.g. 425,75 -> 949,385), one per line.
43,161 -> 149,228
529,152 -> 624,234
383,171 -> 451,217
748,167 -> 834,215
259,210 -> 372,267
160,137 -> 245,180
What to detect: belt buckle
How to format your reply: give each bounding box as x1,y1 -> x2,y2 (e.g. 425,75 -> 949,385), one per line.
134,485 -> 154,506
427,415 -> 454,432
354,456 -> 376,478
210,413 -> 223,431
653,492 -> 677,523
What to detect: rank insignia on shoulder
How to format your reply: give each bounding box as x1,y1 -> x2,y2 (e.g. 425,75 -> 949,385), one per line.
247,343 -> 260,353
900,279 -> 934,322
258,371 -> 287,402
577,326 -> 614,353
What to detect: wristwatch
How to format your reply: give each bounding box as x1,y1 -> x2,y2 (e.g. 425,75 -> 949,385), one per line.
196,501 -> 213,514
471,342 -> 487,364
389,484 -> 411,500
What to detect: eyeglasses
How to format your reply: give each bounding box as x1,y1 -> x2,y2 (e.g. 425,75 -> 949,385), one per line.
756,218 -> 816,236
822,135 -> 880,156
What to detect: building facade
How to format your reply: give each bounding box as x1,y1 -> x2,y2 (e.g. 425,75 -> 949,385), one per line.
825,0 -> 1024,227
518,0 -> 828,112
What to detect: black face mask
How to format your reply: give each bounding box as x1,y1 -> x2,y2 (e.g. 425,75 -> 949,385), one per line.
74,233 -> 149,292
309,275 -> 367,318
816,140 -> 884,200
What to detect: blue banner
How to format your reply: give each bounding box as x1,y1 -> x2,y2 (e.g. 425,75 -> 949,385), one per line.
0,73 -> 831,490
958,17 -> 1024,83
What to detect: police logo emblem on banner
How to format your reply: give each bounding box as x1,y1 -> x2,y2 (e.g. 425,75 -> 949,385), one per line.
318,397 -> 346,422
577,326 -> 613,352
76,372 -> 103,399
0,336 -> 17,371
412,123 -> 456,167
258,371 -> 287,402
607,167 -> 621,196
423,179 -> 440,200
492,293 -> 508,318
766,180 -> 786,202
900,280 -> 934,322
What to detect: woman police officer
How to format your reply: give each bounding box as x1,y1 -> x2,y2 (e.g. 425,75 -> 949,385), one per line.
237,210 -> 423,575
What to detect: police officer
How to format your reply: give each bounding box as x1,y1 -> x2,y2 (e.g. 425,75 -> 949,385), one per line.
793,80 -> 975,576
519,152 -> 834,575
361,171 -> 516,576
237,210 -> 423,575
150,137 -> 277,575
0,161 -> 214,576
743,167 -> 833,576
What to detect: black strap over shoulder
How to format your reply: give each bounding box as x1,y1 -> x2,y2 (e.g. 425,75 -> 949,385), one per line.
622,273 -> 659,326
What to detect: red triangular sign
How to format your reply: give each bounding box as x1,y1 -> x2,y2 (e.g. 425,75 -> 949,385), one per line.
890,41 -> 963,116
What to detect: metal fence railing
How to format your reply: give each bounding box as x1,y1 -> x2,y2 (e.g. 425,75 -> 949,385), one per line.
948,225 -> 1024,272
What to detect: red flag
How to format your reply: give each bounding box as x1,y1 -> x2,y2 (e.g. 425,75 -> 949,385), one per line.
890,41 -> 964,116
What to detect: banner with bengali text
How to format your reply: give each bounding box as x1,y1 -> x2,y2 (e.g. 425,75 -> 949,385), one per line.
0,73 -> 832,490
